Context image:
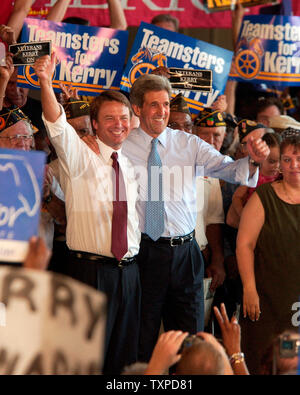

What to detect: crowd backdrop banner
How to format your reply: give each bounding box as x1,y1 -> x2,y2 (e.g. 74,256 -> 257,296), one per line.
0,149 -> 45,263
229,15 -> 300,87
27,0 -> 300,30
17,18 -> 128,96
121,22 -> 233,113
0,267 -> 106,375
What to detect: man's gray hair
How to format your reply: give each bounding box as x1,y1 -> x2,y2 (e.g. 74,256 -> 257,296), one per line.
130,74 -> 172,108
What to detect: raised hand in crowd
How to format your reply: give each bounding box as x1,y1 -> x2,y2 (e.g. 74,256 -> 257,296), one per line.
23,236 -> 51,271
144,330 -> 189,375
0,25 -> 16,45
151,66 -> 171,79
58,81 -> 80,105
0,52 -> 14,110
211,94 -> 228,114
213,303 -> 249,375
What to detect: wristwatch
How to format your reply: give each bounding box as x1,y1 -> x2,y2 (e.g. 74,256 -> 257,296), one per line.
249,157 -> 260,167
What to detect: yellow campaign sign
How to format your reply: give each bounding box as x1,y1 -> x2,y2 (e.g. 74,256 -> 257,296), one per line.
204,0 -> 277,12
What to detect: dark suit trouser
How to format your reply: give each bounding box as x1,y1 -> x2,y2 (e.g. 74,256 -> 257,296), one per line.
137,238 -> 204,362
62,254 -> 141,375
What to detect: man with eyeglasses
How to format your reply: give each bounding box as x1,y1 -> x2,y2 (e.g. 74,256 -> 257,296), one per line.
0,106 -> 34,151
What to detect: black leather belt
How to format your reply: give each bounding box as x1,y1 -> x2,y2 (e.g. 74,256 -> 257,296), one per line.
141,230 -> 195,246
69,250 -> 136,268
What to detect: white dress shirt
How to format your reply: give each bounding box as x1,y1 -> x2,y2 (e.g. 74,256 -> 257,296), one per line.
195,177 -> 224,250
43,106 -> 140,258
123,127 -> 257,237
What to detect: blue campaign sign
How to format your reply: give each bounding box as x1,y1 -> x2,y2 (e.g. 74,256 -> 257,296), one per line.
0,148 -> 46,262
230,15 -> 300,87
17,18 -> 128,96
121,22 -> 233,114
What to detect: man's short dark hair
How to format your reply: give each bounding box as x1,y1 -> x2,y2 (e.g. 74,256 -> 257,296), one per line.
130,74 -> 172,108
90,91 -> 132,132
151,13 -> 179,32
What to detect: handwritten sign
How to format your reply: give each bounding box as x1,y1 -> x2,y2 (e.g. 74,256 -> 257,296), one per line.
10,41 -> 51,66
0,267 -> 106,374
169,67 -> 212,92
0,148 -> 45,263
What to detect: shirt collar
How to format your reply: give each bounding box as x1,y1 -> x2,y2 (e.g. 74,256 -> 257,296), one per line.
137,127 -> 167,148
96,138 -> 122,163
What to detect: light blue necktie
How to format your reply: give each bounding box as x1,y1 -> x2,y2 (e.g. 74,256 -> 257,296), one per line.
145,138 -> 164,241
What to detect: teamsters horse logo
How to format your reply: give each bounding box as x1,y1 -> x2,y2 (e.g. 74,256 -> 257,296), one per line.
128,47 -> 168,85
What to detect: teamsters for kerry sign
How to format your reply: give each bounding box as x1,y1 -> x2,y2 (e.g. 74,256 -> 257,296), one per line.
229,15 -> 300,87
17,18 -> 128,96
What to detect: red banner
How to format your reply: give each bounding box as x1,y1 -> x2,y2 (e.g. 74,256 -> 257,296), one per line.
26,0 -> 300,29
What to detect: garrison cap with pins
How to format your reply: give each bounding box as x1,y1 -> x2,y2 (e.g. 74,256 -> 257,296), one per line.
63,98 -> 90,120
170,93 -> 191,115
237,118 -> 266,141
0,106 -> 36,132
194,108 -> 226,128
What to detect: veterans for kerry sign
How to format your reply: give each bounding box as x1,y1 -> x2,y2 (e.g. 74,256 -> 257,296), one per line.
121,22 -> 233,113
230,15 -> 300,87
0,149 -> 46,263
0,267 -> 106,375
17,18 -> 128,96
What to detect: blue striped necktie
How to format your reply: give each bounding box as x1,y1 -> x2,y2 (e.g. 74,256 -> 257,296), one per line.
145,138 -> 164,241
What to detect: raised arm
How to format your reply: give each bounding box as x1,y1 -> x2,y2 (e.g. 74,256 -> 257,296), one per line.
46,0 -> 72,22
108,0 -> 127,30
236,192 -> 264,322
34,54 -> 61,123
0,53 -> 14,110
6,0 -> 33,39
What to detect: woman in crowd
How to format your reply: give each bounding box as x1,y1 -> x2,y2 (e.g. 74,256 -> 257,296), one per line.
227,132 -> 281,228
236,130 -> 300,374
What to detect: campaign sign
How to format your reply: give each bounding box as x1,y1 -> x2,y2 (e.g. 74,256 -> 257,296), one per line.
203,0 -> 276,13
229,15 -> 300,87
17,18 -> 128,96
169,67 -> 212,92
0,148 -> 46,262
121,22 -> 233,113
10,41 -> 51,66
0,267 -> 106,374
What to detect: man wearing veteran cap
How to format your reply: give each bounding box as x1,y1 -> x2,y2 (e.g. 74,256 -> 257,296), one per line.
193,108 -> 227,152
0,105 -> 34,151
63,98 -> 93,138
168,93 -> 193,134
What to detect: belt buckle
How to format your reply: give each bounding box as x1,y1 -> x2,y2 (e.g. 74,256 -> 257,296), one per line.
170,237 -> 184,247
118,260 -> 124,268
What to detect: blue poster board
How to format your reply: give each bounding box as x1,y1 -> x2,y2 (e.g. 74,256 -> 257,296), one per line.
17,18 -> 128,96
230,15 -> 300,87
0,148 -> 45,262
121,22 -> 233,114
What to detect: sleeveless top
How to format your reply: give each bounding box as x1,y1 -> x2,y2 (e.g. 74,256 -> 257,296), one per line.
254,182 -> 300,322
